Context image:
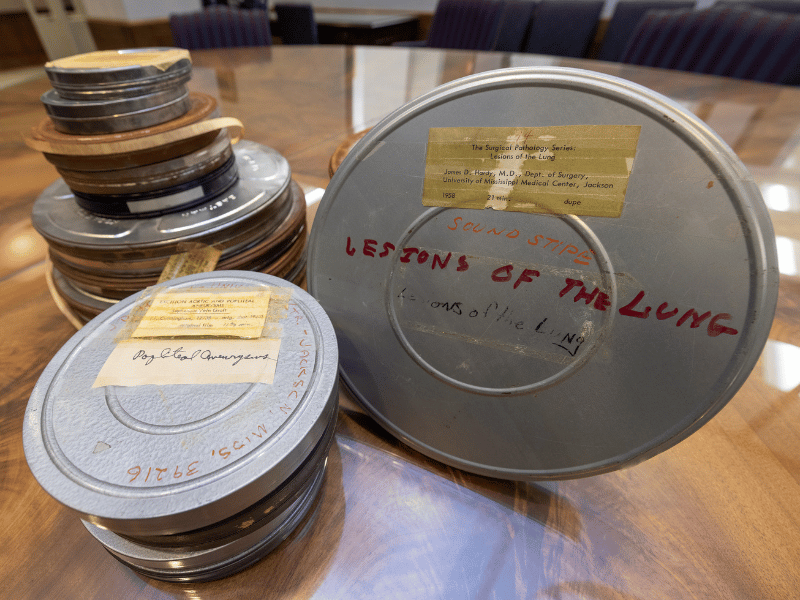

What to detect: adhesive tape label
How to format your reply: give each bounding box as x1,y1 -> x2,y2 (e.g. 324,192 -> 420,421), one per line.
422,125 -> 640,218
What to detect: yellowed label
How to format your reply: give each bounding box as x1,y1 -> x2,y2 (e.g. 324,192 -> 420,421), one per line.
422,125 -> 641,218
157,244 -> 221,284
47,48 -> 190,71
131,290 -> 272,339
92,338 -> 281,387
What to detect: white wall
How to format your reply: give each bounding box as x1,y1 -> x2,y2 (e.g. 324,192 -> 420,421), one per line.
80,0 -> 200,21
0,0 -> 24,13
78,0 -> 124,20
122,0 -> 201,21
0,0 -> 196,17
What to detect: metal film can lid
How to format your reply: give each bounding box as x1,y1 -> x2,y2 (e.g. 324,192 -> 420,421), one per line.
23,271 -> 338,536
44,48 -> 192,99
31,141 -> 291,251
307,67 -> 778,480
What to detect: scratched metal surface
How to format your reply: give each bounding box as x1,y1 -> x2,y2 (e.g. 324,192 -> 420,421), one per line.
22,271 -> 338,542
308,67 -> 779,479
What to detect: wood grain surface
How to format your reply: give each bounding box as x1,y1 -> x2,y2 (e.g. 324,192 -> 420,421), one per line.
2,46 -> 800,599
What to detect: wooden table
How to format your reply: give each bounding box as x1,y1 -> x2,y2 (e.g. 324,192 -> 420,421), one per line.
2,46 -> 800,599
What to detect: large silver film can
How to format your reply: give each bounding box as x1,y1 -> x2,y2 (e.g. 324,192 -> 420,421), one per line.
308,67 -> 778,480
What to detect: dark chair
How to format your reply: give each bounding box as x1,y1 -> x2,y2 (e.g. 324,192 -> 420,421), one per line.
596,1 -> 695,62
414,0 -> 506,50
169,6 -> 272,49
274,3 -> 318,45
715,1 -> 800,14
619,5 -> 800,85
523,0 -> 604,58
492,1 -> 538,52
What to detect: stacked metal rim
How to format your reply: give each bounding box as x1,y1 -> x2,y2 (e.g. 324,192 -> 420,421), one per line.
26,48 -> 307,323
41,47 -> 193,135
23,272 -> 339,581
43,48 -> 193,103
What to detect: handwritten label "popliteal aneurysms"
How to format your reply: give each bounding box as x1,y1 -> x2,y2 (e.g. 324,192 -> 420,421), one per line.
92,338 -> 281,387
422,125 -> 641,218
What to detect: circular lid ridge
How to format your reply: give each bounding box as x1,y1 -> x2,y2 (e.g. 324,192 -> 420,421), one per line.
24,271 -> 338,536
308,66 -> 778,480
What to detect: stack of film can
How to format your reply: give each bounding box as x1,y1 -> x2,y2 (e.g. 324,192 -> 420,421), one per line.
23,271 -> 339,581
26,48 -> 308,324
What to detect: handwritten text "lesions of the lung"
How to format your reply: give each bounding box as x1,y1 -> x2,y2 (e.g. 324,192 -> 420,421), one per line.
343,236 -> 739,339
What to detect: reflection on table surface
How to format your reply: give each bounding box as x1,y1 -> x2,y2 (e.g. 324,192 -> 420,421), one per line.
1,46 -> 800,599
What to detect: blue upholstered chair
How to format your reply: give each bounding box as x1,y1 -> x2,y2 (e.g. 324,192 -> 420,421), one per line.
523,0 -> 604,58
597,1 -> 695,62
274,4 -> 318,45
715,1 -> 800,14
169,6 -> 272,49
492,1 -> 538,52
619,5 -> 800,85
415,0 -> 506,50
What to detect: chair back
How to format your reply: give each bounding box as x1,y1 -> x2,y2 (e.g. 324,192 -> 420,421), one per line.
523,0 -> 604,58
716,1 -> 800,14
493,1 -> 538,53
597,1 -> 695,62
275,4 -> 319,45
427,0 -> 506,50
620,5 -> 800,85
169,6 -> 272,50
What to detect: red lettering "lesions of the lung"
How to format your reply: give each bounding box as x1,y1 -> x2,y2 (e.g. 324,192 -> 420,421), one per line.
490,264 -> 540,289
345,237 -> 470,272
560,278 -> 738,338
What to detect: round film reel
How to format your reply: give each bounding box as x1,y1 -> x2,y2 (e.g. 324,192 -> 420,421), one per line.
308,66 -> 778,480
45,48 -> 192,100
57,130 -> 233,196
24,271 -> 339,581
38,142 -> 307,320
